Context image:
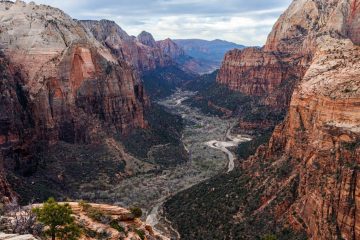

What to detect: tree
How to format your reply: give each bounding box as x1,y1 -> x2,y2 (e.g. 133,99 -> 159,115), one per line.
33,198 -> 81,240
130,206 -> 142,218
262,234 -> 278,240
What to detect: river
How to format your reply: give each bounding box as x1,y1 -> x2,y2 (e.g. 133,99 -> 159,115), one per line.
143,89 -> 251,238
85,89 -> 251,239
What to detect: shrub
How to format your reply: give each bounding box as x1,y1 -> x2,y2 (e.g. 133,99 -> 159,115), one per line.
134,229 -> 145,240
262,234 -> 278,240
130,207 -> 142,218
78,200 -> 91,211
87,208 -> 112,224
2,201 -> 41,235
110,220 -> 125,233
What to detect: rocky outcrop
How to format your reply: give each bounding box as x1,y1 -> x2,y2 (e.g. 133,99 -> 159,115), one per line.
0,53 -> 27,203
254,36 -> 360,240
216,0 -> 326,109
0,233 -> 38,240
56,202 -> 167,240
237,0 -> 360,239
81,20 -> 173,72
156,38 -> 185,60
217,47 -> 309,109
2,202 -> 167,240
0,1 -> 147,184
137,31 -> 157,48
81,20 -> 207,75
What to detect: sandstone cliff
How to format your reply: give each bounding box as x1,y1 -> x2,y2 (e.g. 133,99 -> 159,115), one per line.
156,38 -> 185,60
81,20 -> 208,75
81,20 -> 173,72
0,1 -> 147,193
167,2 -> 360,239
216,0 -> 322,110
239,0 -> 360,239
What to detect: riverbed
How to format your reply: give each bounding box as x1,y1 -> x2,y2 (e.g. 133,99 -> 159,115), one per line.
87,89 -> 251,239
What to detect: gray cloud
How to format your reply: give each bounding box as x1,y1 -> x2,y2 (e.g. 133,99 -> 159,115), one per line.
24,0 -> 293,46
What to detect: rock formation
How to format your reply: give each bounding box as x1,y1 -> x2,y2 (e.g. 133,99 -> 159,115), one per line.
1,202 -> 167,240
137,31 -> 157,48
216,0 -> 318,109
0,1 -> 147,192
0,233 -> 38,240
81,20 -> 173,72
235,0 -> 360,239
157,38 -> 185,60
169,1 -> 360,238
55,202 -> 167,239
175,39 -> 245,73
81,20 -> 208,75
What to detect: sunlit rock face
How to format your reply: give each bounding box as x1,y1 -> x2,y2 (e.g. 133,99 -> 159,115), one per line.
218,0 -> 360,108
81,20 -> 174,72
0,1 -> 147,184
157,38 -> 185,60
229,0 -> 360,239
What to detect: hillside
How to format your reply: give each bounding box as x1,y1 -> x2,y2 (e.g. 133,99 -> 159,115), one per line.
174,39 -> 245,73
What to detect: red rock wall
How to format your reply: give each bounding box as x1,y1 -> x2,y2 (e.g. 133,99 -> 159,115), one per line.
236,1 -> 360,238
215,0 -> 360,239
0,1 -> 148,188
81,20 -> 173,72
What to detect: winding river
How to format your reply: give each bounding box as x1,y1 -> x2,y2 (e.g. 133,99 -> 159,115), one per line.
144,89 -> 252,238
206,129 -> 252,172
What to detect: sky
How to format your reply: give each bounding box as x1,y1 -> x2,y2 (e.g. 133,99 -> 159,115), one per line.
24,0 -> 293,46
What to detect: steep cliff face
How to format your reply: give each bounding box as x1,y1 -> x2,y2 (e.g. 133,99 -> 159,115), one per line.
252,36 -> 360,240
216,0 -> 330,109
137,31 -> 157,48
157,38 -> 185,59
0,53 -> 30,203
81,20 -> 173,72
242,1 -> 360,239
166,1 -> 360,239
0,1 -> 147,182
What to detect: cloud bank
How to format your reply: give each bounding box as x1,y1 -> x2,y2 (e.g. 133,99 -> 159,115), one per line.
24,0 -> 292,46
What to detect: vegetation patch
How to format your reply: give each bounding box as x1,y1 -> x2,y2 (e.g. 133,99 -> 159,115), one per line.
183,73 -> 285,132
236,131 -> 273,160
122,104 -> 187,167
164,169 -> 307,240
142,66 -> 197,99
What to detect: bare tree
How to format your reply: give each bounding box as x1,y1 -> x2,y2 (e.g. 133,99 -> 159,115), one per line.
1,200 -> 42,236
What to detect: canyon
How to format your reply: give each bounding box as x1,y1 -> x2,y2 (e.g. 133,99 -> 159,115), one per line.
165,0 -> 360,240
0,0 -> 149,204
0,0 -> 359,240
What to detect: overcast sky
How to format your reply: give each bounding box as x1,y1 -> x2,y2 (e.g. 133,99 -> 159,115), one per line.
24,0 -> 293,46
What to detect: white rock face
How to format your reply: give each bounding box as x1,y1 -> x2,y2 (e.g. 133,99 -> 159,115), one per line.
0,0 -> 116,95
0,233 -> 38,240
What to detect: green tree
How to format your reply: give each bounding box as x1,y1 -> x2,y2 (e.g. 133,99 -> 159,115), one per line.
33,198 -> 81,240
130,206 -> 142,218
262,234 -> 278,240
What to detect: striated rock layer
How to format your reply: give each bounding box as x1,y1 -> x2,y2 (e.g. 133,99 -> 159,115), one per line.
81,20 -> 208,75
0,1 -> 147,191
66,202 -> 168,240
235,0 -> 360,239
81,20 -> 175,72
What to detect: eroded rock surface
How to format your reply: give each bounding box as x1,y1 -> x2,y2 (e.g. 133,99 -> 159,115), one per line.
236,0 -> 360,239
0,1 -> 147,196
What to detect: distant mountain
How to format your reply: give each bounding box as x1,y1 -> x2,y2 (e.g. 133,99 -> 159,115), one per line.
174,39 -> 245,70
